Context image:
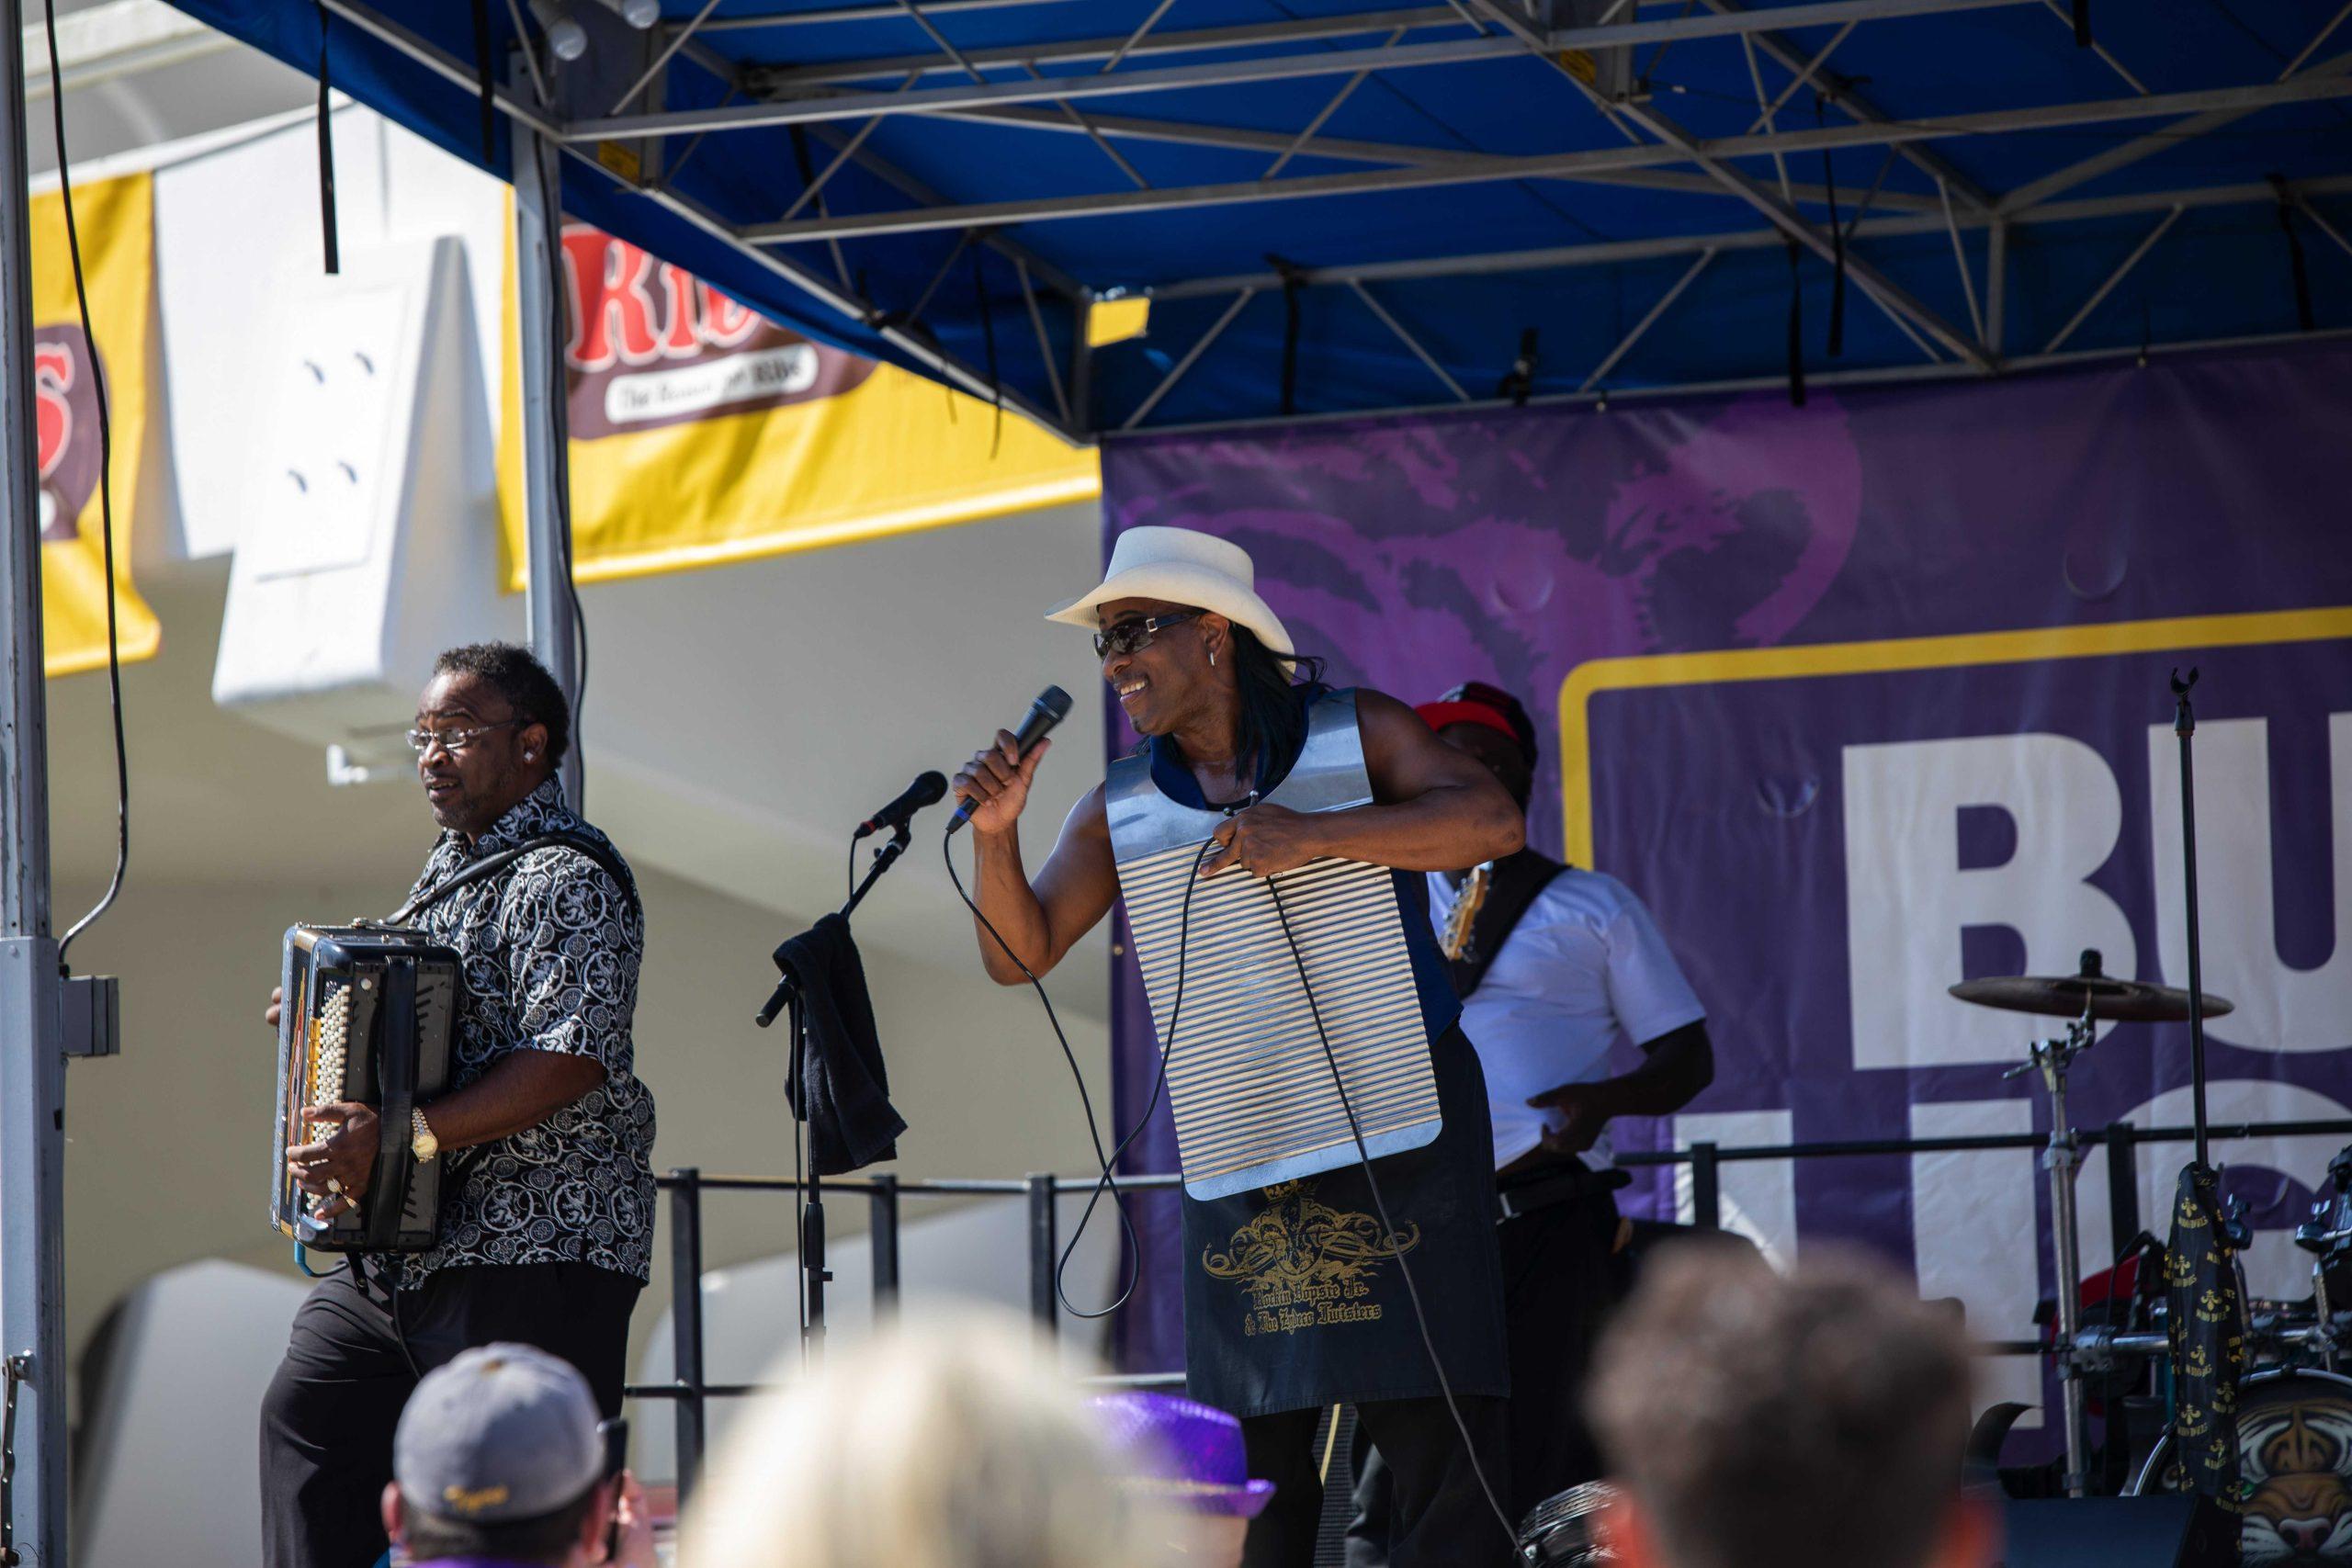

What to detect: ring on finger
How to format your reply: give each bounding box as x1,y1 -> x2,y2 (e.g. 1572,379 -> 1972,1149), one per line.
326,1178 -> 343,1197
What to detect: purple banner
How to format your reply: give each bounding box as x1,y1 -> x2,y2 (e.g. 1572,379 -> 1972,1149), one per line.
1098,342 -> 2352,1443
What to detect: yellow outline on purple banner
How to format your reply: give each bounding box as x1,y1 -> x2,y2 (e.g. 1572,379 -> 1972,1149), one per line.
1557,605 -> 2352,868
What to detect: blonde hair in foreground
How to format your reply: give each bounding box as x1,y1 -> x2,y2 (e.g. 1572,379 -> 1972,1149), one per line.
677,1308 -> 1179,1568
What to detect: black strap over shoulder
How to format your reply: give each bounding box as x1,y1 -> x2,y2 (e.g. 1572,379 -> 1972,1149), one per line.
1447,849 -> 1571,998
387,834 -> 639,927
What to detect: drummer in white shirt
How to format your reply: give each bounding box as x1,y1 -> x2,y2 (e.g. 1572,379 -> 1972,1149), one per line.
1349,682 -> 1715,1564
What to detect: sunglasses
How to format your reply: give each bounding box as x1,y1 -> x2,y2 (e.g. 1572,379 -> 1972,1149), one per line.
1093,610 -> 1204,660
404,718 -> 521,756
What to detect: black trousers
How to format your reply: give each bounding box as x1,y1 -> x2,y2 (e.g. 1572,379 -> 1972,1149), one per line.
1495,1190 -> 1625,1516
259,1258 -> 640,1568
1245,1395 -> 1512,1568
1345,1191 -> 1623,1565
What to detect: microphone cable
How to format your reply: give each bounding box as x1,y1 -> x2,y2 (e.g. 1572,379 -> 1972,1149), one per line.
44,0 -> 130,970
1261,873 -> 1519,1551
947,792 -> 1516,1550
942,828 -> 1214,1320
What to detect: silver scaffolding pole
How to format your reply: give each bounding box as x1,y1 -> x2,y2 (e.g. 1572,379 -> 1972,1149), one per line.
0,0 -> 69,1561
512,62 -> 584,811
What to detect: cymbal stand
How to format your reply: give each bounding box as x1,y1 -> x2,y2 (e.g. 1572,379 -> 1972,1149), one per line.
2006,993 -> 2099,1498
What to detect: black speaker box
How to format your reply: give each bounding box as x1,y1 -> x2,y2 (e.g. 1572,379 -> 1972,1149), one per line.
1999,1495 -> 2236,1568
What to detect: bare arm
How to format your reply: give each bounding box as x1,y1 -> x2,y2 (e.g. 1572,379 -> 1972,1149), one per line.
414,1052 -> 606,1149
1199,688 -> 1525,877
1527,1021 -> 1715,1156
292,1052 -> 609,1213
288,855 -> 639,1212
953,733 -> 1122,984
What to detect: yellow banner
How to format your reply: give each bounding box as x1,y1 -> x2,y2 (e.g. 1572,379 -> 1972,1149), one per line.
499,220 -> 1099,589
35,172 -> 158,677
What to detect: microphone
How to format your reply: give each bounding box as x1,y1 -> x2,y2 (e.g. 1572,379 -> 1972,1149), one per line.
854,770 -> 948,840
946,685 -> 1073,835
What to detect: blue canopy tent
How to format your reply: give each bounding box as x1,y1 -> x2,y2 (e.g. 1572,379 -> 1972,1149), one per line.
160,0 -> 2352,437
0,11 -> 2331,1559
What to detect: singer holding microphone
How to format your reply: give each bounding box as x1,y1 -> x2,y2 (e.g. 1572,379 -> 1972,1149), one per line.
952,527 -> 1524,1568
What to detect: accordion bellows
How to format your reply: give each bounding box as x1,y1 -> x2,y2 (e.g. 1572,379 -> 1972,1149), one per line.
1108,690 -> 1442,1201
272,924 -> 459,1251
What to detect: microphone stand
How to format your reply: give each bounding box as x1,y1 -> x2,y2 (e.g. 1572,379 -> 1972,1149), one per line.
754,821 -> 914,1356
2171,668 -> 2210,1169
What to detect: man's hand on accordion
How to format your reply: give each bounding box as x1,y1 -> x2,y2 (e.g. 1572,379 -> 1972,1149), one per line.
288,1101 -> 381,1220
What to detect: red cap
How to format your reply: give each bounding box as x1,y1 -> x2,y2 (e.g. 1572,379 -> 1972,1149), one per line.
1415,700 -> 1521,747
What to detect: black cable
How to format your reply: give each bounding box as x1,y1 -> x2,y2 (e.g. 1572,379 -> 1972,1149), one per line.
791,998 -> 810,1356
942,828 -> 1178,1318
1262,874 -> 1518,1550
46,0 -> 128,971
1047,839 -> 1214,1316
949,783 -> 1513,1542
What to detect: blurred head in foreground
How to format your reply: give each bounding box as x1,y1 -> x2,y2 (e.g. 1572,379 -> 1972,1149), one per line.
383,1343 -> 616,1568
1092,1391 -> 1275,1567
677,1310 -> 1177,1568
1589,1247 -> 1994,1568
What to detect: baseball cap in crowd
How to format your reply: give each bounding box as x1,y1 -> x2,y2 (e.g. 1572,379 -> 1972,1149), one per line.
394,1343 -> 604,1526
1413,681 -> 1539,767
1091,1391 -> 1277,1518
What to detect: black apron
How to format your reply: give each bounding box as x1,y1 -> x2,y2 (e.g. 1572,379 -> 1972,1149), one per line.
1144,689 -> 1510,1419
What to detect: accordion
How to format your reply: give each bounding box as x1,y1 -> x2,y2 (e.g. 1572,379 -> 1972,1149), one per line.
271,924 -> 458,1252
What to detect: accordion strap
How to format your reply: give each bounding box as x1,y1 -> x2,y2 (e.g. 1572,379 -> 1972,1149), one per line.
385,833 -> 639,927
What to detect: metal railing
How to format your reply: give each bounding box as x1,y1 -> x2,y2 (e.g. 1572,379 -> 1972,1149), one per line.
629,1115 -> 2352,1496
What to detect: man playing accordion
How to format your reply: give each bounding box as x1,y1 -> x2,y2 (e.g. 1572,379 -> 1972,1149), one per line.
258,642 -> 656,1568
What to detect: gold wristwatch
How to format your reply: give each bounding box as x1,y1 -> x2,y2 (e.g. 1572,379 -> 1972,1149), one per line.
411,1106 -> 440,1163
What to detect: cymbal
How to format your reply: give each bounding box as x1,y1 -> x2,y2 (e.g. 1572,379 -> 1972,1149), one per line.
1948,970 -> 2234,1023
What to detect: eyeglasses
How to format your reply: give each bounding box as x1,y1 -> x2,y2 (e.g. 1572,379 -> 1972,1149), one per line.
1093,610 -> 1203,660
405,718 -> 521,756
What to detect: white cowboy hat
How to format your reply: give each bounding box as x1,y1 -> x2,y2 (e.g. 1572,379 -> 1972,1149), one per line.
1045,526 -> 1296,664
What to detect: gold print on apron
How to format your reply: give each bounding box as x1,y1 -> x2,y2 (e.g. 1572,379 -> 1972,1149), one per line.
1201,1179 -> 1422,1337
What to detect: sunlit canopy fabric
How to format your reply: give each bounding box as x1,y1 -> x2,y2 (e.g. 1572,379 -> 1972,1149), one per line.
165,0 -> 2352,435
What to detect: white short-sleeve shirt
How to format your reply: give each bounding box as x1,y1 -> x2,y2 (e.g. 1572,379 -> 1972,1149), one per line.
1427,866 -> 1706,1171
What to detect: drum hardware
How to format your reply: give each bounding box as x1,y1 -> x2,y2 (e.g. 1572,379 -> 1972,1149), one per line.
2128,1364 -> 2352,1562
1954,947 -> 2240,1499
1949,949 -> 2235,1025
1996,985 -> 2101,1499
1515,1478 -> 1621,1566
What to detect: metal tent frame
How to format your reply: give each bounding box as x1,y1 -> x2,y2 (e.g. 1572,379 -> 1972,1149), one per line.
160,0 -> 2352,438
5,4 -> 2352,1556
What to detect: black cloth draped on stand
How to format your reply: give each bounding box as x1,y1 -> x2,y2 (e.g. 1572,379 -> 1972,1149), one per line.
775,913 -> 907,1175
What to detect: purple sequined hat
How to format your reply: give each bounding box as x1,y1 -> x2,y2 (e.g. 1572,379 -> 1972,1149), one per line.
1091,1392 -> 1277,1518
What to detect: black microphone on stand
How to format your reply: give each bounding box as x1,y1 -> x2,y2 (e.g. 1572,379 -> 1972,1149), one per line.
946,686 -> 1073,834
855,771 -> 948,840
756,773 -> 951,1027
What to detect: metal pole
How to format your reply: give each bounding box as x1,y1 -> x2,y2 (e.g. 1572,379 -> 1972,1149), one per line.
2042,1038 -> 2089,1497
1026,1173 -> 1058,1330
1069,299 -> 1094,434
511,62 -> 583,810
668,1169 -> 707,1501
1689,1142 -> 1722,1231
2173,670 -> 2211,1168
2104,1120 -> 2140,1261
868,1174 -> 900,1320
0,0 -> 68,1554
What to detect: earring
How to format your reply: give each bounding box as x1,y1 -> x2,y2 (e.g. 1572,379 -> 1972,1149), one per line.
525,751 -> 537,761
1210,649 -> 1217,668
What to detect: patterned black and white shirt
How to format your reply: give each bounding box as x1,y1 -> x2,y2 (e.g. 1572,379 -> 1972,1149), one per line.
396,778 -> 657,1288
